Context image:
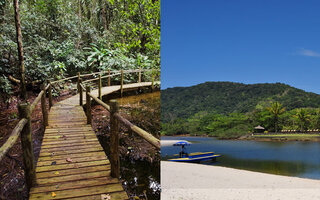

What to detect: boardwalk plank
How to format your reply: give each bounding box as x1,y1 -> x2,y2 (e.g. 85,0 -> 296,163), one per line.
37,165 -> 110,178
38,151 -> 106,161
30,177 -> 119,194
37,154 -> 107,166
30,184 -> 124,199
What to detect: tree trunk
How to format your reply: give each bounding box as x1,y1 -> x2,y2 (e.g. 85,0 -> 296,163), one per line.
13,0 -> 27,100
101,3 -> 107,31
274,116 -> 278,133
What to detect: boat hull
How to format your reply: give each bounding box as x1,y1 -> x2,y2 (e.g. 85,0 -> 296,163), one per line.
168,152 -> 221,163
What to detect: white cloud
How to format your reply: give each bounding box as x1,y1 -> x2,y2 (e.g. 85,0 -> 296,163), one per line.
299,48 -> 320,57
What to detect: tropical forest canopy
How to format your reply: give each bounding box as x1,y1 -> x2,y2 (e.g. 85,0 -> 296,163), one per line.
0,0 -> 160,101
161,82 -> 320,138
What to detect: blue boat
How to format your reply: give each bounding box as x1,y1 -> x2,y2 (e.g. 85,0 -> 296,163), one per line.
168,141 -> 221,162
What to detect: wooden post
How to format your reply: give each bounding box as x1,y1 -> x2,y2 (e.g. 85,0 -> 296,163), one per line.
77,72 -> 80,93
108,69 -> 111,86
120,70 -> 123,97
110,99 -> 120,178
41,84 -> 48,128
98,74 -> 102,100
18,103 -> 36,189
138,67 -> 141,83
79,79 -> 83,106
86,86 -> 91,124
48,81 -> 53,109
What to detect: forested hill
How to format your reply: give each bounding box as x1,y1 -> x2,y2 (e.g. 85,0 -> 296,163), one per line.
161,82 -> 320,122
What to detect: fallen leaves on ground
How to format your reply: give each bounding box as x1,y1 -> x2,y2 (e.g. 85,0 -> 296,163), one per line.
66,158 -> 72,162
51,192 -> 56,197
101,194 -> 111,200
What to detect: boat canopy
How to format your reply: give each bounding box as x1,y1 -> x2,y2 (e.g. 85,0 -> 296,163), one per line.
173,141 -> 191,146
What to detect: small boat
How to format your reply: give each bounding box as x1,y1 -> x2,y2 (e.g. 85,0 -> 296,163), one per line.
168,141 -> 221,162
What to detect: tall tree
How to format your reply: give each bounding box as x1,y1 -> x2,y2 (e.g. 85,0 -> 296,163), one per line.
13,0 -> 27,99
266,102 -> 285,132
295,109 -> 311,131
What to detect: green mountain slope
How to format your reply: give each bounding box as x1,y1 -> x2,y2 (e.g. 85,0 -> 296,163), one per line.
161,82 -> 320,123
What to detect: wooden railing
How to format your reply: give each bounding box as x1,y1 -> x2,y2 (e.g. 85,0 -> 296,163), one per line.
0,83 -> 50,190
0,68 -> 160,190
79,68 -> 160,179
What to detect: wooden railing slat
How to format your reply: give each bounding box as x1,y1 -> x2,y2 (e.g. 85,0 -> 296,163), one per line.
114,113 -> 160,149
30,90 -> 44,114
0,118 -> 28,161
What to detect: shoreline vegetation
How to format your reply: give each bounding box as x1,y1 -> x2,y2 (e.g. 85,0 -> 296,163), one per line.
161,82 -> 320,141
163,133 -> 320,142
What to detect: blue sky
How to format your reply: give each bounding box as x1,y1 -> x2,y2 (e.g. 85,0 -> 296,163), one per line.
161,0 -> 320,94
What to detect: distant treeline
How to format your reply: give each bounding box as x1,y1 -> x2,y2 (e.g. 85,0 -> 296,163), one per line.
161,82 -> 320,139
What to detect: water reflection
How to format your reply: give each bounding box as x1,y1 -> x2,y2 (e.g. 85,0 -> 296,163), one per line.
161,136 -> 320,179
116,91 -> 160,106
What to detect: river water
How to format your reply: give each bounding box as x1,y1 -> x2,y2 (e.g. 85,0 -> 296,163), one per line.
161,136 -> 320,179
116,91 -> 160,200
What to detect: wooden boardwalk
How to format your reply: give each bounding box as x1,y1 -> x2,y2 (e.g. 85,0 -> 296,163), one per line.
61,81 -> 158,105
28,82 -> 156,199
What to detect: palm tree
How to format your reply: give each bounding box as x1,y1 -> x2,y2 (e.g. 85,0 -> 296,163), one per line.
266,102 -> 285,132
295,109 -> 311,131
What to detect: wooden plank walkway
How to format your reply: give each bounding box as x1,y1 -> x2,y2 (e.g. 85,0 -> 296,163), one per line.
28,84 -> 158,199
29,82 -> 158,199
61,81 -> 159,105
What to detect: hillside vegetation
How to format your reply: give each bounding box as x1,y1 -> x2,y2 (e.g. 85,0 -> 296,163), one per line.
161,82 -> 320,138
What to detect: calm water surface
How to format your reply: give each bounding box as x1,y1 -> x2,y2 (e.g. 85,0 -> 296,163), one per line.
161,136 -> 320,179
116,92 -> 160,199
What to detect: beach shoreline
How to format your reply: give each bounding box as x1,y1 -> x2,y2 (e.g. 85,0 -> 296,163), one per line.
161,161 -> 320,200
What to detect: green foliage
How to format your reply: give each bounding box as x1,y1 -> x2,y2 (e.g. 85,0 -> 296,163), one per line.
0,0 -> 160,102
161,82 -> 320,138
294,108 -> 311,131
266,102 -> 285,132
0,75 -> 13,105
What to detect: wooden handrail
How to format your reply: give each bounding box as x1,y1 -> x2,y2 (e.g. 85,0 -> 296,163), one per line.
30,90 -> 44,114
87,91 -> 111,110
82,72 -> 121,84
80,82 -> 86,91
50,75 -> 78,84
114,113 -> 160,149
0,118 -> 28,161
48,68 -> 159,85
0,81 -> 50,162
83,84 -> 160,149
45,83 -> 50,91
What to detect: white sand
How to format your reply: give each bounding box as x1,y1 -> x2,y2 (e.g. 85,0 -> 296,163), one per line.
160,140 -> 190,147
161,161 -> 320,200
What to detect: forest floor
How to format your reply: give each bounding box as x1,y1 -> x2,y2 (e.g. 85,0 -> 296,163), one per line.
0,85 -> 74,200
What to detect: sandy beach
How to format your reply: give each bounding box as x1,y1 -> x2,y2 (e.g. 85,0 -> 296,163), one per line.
161,161 -> 320,200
